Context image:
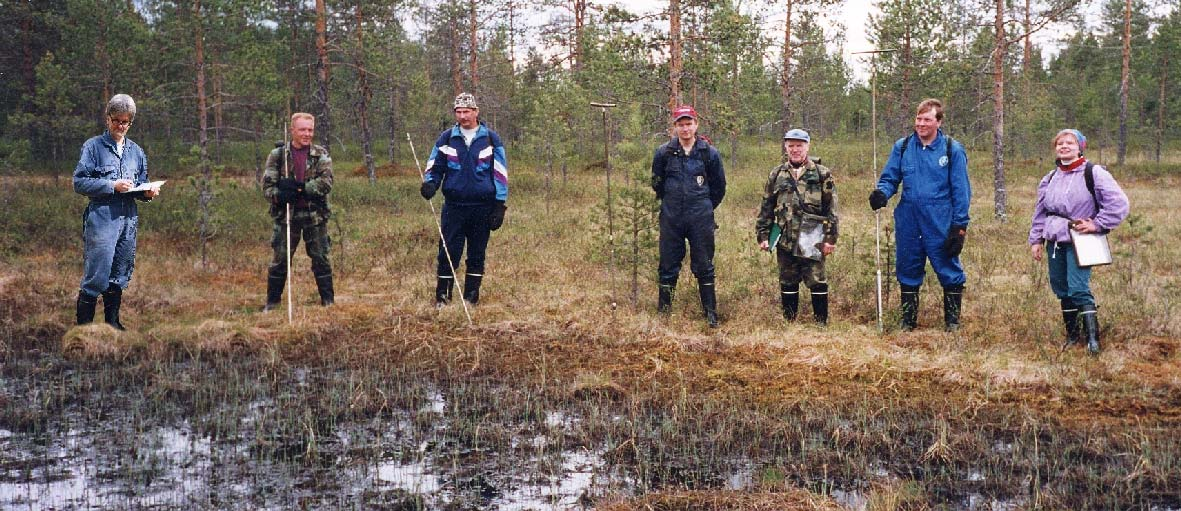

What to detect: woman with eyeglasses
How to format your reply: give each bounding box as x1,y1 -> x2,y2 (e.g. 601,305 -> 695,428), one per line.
72,94 -> 160,330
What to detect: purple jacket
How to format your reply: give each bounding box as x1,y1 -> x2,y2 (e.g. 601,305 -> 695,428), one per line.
1028,160 -> 1130,245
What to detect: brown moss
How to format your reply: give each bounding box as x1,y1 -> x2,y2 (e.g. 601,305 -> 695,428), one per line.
597,489 -> 842,511
61,324 -> 143,360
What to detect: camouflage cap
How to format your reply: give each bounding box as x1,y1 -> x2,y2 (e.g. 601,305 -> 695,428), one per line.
454,93 -> 479,110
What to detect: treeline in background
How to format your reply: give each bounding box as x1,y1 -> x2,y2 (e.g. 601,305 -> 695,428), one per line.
2,0 -> 1179,196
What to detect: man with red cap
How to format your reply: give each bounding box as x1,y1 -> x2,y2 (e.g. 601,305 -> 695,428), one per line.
650,105 -> 727,327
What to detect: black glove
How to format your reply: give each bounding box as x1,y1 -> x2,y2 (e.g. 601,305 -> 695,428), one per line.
651,175 -> 664,199
420,180 -> 438,200
488,202 -> 507,231
276,178 -> 303,204
869,189 -> 888,211
944,225 -> 967,258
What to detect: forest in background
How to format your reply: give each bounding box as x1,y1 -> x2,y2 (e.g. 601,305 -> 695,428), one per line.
2,0 -> 1180,213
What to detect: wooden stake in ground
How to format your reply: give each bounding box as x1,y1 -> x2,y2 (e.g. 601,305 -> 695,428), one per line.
853,48 -> 895,333
283,123 -> 293,324
591,102 -> 618,313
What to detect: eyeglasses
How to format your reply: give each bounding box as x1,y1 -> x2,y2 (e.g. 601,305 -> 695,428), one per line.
109,118 -> 133,127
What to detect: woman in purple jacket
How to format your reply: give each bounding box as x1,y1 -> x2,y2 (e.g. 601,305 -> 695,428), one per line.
1029,129 -> 1129,354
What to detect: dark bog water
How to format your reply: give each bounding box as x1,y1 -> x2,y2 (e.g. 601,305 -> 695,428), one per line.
3,349 -> 1178,510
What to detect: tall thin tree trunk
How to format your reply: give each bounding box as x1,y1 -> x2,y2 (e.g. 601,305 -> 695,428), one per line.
254,107 -> 264,187
1022,0 -> 1032,74
315,0 -> 332,150
97,13 -> 111,124
573,0 -> 586,73
355,3 -> 376,184
195,0 -> 213,268
992,0 -> 1007,220
1156,54 -> 1167,163
1117,0 -> 1131,164
668,0 -> 682,111
394,77 -> 403,162
288,0 -> 302,111
730,47 -> 739,171
781,0 -> 794,128
214,67 -> 224,164
21,14 -> 35,110
469,0 -> 479,91
901,29 -> 912,132
449,13 -> 462,96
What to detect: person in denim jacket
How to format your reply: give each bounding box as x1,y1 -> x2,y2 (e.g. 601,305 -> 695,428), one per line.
1029,129 -> 1130,354
72,94 -> 160,330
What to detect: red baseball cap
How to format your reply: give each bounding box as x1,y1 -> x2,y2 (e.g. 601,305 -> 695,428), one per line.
672,105 -> 697,122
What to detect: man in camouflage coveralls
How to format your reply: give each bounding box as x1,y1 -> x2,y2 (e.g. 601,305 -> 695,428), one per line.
262,112 -> 335,310
755,129 -> 839,324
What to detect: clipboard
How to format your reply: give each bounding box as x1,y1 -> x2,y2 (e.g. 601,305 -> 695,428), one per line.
1069,230 -> 1112,267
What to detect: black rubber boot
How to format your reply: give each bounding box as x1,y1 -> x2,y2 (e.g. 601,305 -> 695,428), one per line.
698,280 -> 719,328
1081,304 -> 1101,355
1060,298 -> 1082,348
102,286 -> 125,331
315,272 -> 334,306
463,273 -> 483,304
780,283 -> 799,320
262,274 -> 285,311
900,285 -> 920,331
657,281 -> 676,314
942,285 -> 963,332
76,292 -> 97,325
811,283 -> 829,325
435,275 -> 454,308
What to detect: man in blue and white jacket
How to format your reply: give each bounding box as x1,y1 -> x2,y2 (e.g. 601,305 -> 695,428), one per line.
420,93 -> 509,306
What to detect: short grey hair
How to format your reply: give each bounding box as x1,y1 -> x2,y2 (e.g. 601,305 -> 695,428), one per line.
106,94 -> 137,119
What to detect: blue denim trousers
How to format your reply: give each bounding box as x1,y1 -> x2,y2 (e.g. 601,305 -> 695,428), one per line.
1046,241 -> 1094,307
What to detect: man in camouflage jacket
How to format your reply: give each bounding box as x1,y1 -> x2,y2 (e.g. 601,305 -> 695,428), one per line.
755,129 -> 839,324
261,112 -> 335,310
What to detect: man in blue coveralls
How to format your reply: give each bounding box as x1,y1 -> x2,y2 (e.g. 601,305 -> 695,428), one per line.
420,93 -> 509,307
869,99 -> 970,331
651,105 -> 727,328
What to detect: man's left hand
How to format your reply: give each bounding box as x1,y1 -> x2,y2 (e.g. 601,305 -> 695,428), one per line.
821,243 -> 836,256
943,225 -> 967,258
488,202 -> 507,231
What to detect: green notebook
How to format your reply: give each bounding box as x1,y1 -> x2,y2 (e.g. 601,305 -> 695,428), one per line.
768,223 -> 782,253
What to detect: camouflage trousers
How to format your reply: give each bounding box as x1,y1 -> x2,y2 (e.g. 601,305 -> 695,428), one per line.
776,246 -> 826,290
268,216 -> 332,279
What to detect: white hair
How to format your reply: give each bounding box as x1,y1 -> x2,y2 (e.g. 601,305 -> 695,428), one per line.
105,94 -> 137,119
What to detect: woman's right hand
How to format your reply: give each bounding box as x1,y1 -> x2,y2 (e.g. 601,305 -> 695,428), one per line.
759,240 -> 770,252
113,179 -> 133,193
1031,243 -> 1043,262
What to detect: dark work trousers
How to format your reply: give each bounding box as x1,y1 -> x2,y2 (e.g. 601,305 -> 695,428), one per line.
268,217 -> 332,279
437,202 -> 493,278
658,210 -> 716,285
